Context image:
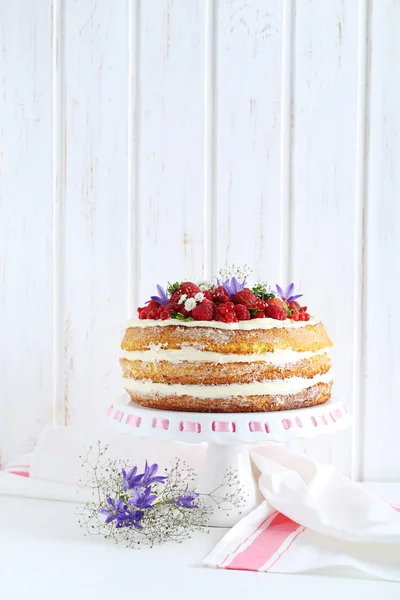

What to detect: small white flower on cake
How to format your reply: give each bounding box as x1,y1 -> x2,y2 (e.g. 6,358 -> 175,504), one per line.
178,294 -> 187,305
184,298 -> 197,311
197,280 -> 214,292
194,292 -> 205,303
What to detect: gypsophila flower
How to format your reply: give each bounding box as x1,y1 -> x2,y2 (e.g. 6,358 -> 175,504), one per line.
194,292 -> 205,303
78,443 -> 245,549
184,298 -> 196,311
178,294 -> 187,305
218,264 -> 253,284
197,280 -> 215,292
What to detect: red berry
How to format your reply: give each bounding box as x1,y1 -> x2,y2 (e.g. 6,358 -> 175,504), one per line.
290,311 -> 300,321
264,303 -> 286,320
253,310 -> 266,319
203,289 -> 214,301
192,301 -> 214,321
213,285 -> 231,304
234,305 -> 250,320
288,300 -> 300,311
178,305 -> 191,318
214,304 -> 238,322
233,289 -> 257,307
225,313 -> 238,323
215,304 -> 229,317
216,312 -> 238,323
267,297 -> 284,309
170,290 -> 182,303
170,282 -> 200,303
147,308 -> 161,320
160,311 -> 170,320
255,298 -> 268,310
137,298 -> 160,319
180,282 -> 200,296
298,312 -> 310,321
299,305 -> 308,313
148,300 -> 160,309
164,302 -> 180,313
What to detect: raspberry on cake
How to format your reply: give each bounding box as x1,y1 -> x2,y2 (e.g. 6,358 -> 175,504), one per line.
120,270 -> 333,413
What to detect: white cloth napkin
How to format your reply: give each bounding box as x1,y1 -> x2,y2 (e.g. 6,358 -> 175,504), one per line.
4,428 -> 400,580
0,425 -> 206,503
203,445 -> 400,580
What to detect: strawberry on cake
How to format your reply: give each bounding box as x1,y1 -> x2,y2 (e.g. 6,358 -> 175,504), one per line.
120,268 -> 333,413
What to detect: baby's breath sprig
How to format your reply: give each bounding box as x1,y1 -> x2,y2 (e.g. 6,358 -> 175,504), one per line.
77,442 -> 244,548
218,264 -> 253,283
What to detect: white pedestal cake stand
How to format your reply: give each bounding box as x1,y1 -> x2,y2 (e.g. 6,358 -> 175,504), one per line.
107,397 -> 351,527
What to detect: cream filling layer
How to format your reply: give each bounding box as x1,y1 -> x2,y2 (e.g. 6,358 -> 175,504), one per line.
126,316 -> 319,331
122,371 -> 333,399
120,346 -> 330,365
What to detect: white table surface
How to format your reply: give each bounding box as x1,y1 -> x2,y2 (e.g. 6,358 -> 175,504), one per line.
0,483 -> 399,600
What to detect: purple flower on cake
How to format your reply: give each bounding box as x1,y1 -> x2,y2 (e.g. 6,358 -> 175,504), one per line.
99,496 -> 144,529
172,485 -> 199,509
275,283 -> 303,303
129,486 -> 157,510
218,277 -> 246,298
150,284 -> 169,306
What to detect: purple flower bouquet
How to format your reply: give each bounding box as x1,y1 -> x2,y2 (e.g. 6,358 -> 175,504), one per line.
78,443 -> 244,547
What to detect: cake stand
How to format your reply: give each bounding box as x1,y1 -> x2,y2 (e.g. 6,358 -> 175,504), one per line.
107,397 -> 351,526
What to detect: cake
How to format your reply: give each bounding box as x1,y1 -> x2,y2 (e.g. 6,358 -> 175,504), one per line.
120,270 -> 333,413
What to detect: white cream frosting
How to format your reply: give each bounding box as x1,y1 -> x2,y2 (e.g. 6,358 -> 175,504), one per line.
120,346 -> 330,365
122,371 -> 333,399
126,316 -> 319,331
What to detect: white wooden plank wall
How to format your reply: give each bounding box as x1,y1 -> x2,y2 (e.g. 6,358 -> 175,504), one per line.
0,0 -> 398,480
0,1 -> 54,462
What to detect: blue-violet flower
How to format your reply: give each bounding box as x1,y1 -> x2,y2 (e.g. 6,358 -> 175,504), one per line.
121,466 -> 144,490
172,485 -> 199,509
275,283 -> 303,303
217,277 -> 246,298
150,284 -> 169,306
140,461 -> 167,487
99,496 -> 144,529
129,486 -> 157,510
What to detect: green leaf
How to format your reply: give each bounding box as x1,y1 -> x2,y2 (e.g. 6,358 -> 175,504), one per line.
281,300 -> 292,316
251,284 -> 275,301
248,307 -> 260,318
167,281 -> 181,295
170,312 -> 194,322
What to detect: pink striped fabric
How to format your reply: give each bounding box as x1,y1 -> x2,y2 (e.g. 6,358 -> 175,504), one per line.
3,464 -> 31,478
222,512 -> 304,571
219,503 -> 400,572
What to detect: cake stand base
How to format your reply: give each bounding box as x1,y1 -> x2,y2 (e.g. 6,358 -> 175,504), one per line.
197,442 -> 264,527
108,397 -> 351,526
